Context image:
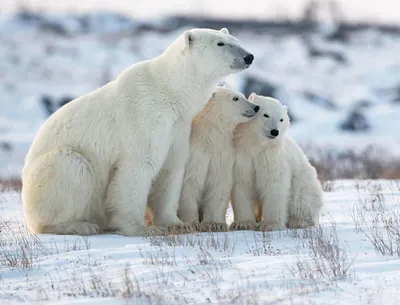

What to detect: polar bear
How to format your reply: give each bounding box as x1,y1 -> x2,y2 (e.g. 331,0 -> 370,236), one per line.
230,94 -> 324,231
22,27 -> 254,236
177,85 -> 259,231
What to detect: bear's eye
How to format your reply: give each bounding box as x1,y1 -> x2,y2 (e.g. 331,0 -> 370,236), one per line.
217,42 -> 225,46
233,97 -> 239,101
263,114 -> 269,118
280,119 -> 283,122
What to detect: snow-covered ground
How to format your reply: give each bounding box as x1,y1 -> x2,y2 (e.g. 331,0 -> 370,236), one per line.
1,180 -> 400,304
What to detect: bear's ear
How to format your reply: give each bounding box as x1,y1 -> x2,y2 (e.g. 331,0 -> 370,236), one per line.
248,93 -> 257,101
223,84 -> 231,89
220,28 -> 229,35
282,105 -> 288,111
184,31 -> 194,48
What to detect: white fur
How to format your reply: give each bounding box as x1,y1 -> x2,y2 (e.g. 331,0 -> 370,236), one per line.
178,86 -> 258,231
231,94 -> 324,231
22,27 -> 253,236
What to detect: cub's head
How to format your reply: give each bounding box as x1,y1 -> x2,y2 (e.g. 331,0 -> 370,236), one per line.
182,28 -> 254,77
248,93 -> 290,143
211,85 -> 260,124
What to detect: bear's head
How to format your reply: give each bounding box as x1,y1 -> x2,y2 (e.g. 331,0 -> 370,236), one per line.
181,28 -> 254,78
247,93 -> 290,143
210,85 -> 260,124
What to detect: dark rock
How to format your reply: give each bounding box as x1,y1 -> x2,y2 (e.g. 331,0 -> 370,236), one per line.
303,91 -> 337,110
339,110 -> 370,132
242,76 -> 277,98
0,141 -> 13,152
40,95 -> 75,117
393,86 -> 400,103
354,99 -> 373,109
308,47 -> 347,64
40,95 -> 55,117
324,25 -> 349,43
39,22 -> 70,37
287,108 -> 297,124
59,96 -> 74,108
16,11 -> 43,24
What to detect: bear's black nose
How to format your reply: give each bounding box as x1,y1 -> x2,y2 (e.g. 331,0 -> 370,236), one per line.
270,129 -> 279,137
244,54 -> 254,65
253,105 -> 260,113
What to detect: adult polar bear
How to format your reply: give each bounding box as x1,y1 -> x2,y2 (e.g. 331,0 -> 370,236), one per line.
22,27 -> 254,236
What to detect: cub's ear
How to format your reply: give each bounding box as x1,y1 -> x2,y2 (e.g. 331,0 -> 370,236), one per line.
184,31 -> 194,48
248,93 -> 257,101
282,105 -> 288,111
223,84 -> 231,89
220,28 -> 229,35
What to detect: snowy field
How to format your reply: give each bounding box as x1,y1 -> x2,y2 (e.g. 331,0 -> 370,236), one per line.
1,180 -> 400,304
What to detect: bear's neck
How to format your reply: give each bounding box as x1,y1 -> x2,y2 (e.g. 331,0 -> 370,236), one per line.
153,43 -> 221,116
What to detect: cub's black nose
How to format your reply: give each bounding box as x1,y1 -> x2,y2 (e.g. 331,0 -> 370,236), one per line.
253,105 -> 260,113
244,54 -> 254,65
270,129 -> 279,137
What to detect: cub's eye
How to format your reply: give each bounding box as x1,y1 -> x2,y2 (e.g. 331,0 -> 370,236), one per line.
233,97 -> 239,101
263,114 -> 269,118
217,42 -> 225,46
280,119 -> 283,122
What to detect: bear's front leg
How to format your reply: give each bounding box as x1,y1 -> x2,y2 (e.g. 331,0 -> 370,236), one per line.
148,138 -> 195,234
230,158 -> 258,231
105,163 -> 166,236
258,180 -> 290,232
200,165 -> 231,232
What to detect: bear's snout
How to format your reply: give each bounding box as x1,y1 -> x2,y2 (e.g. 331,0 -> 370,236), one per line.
270,129 -> 279,137
244,54 -> 254,65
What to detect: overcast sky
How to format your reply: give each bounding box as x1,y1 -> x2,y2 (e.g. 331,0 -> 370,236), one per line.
1,0 -> 400,24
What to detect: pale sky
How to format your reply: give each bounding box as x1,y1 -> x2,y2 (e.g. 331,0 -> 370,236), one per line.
1,0 -> 400,25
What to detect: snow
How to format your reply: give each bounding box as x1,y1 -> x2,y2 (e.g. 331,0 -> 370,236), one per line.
1,180 -> 400,304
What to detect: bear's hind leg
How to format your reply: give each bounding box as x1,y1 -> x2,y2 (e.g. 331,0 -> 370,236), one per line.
286,170 -> 324,229
22,149 -> 104,235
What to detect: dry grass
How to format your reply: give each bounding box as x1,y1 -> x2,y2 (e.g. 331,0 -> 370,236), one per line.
0,216 -> 47,270
302,144 -> 400,183
288,219 -> 355,282
140,246 -> 177,267
0,212 -> 92,270
0,178 -> 22,193
351,183 -> 400,256
245,230 -> 274,256
146,230 -> 236,254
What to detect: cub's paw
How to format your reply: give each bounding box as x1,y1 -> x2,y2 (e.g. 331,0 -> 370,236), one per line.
167,223 -> 196,235
143,225 -> 168,237
229,221 -> 257,231
114,225 -> 167,237
200,222 -> 228,232
190,222 -> 202,232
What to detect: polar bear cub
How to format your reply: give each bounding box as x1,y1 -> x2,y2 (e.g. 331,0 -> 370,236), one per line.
178,86 -> 259,231
22,27 -> 254,236
231,94 -> 324,231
